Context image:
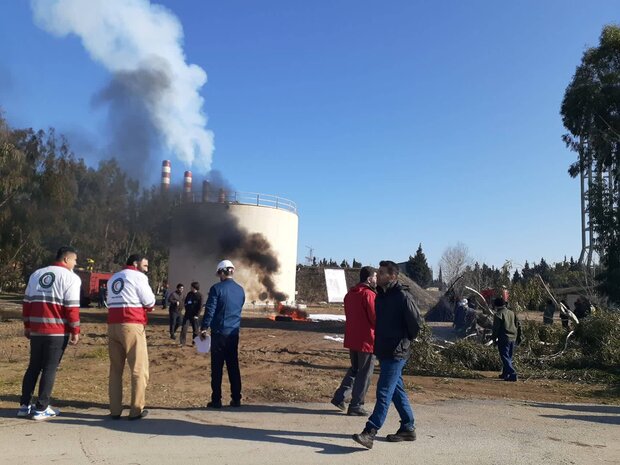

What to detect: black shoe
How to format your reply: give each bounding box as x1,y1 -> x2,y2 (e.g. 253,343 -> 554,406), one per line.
504,375 -> 518,382
207,401 -> 222,409
498,373 -> 506,379
347,407 -> 369,416
230,400 -> 241,407
128,409 -> 149,421
330,399 -> 346,412
170,335 -> 175,340
109,414 -> 121,420
386,427 -> 416,442
352,428 -> 377,449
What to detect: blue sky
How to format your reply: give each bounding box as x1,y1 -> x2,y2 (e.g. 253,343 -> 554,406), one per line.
1,1 -> 618,273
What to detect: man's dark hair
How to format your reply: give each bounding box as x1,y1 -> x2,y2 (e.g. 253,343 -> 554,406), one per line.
126,254 -> 146,266
191,281 -> 200,290
494,297 -> 506,308
56,246 -> 77,261
359,266 -> 376,283
176,283 -> 184,290
379,260 -> 400,276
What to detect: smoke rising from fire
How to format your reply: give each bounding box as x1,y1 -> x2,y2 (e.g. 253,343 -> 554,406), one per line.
174,195 -> 289,302
31,0 -> 214,172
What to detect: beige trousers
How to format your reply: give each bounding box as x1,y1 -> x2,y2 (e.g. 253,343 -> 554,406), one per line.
108,323 -> 149,417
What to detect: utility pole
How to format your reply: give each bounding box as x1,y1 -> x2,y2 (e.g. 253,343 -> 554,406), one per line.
305,246 -> 315,266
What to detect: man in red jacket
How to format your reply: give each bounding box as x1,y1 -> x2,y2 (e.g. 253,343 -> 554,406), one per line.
331,266 -> 377,416
19,246 -> 81,420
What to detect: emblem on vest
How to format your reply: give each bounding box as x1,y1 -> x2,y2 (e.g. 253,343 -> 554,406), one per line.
111,278 -> 125,295
38,272 -> 56,289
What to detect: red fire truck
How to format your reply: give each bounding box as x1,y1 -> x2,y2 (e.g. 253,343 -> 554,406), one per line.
75,270 -> 113,307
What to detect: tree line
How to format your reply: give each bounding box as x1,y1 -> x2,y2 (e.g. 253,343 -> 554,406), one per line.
0,112 -> 172,291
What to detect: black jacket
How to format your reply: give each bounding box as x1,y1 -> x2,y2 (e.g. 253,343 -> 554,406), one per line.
184,291 -> 204,317
374,281 -> 424,360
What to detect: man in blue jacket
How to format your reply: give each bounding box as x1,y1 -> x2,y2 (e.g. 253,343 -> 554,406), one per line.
353,260 -> 423,449
200,260 -> 245,408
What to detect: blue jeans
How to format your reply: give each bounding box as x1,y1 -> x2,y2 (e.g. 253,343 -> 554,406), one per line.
366,358 -> 414,432
498,339 -> 516,378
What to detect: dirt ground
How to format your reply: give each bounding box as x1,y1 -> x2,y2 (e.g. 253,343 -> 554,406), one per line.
0,301 -> 618,411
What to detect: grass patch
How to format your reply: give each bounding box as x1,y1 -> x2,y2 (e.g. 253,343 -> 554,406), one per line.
78,347 -> 108,360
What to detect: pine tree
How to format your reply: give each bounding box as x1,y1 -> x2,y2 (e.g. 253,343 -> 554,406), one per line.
405,243 -> 432,288
437,266 -> 445,291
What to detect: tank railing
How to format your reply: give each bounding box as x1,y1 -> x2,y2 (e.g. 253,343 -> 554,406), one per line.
180,191 -> 297,214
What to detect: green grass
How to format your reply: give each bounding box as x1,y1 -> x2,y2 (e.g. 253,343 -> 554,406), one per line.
78,347 -> 108,360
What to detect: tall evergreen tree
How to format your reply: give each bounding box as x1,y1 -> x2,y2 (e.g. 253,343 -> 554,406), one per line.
561,25 -> 620,302
405,243 -> 432,288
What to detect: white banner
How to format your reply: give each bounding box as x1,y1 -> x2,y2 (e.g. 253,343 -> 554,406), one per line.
324,268 -> 347,303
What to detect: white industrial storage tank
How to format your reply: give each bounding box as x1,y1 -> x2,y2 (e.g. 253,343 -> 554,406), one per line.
166,169 -> 298,306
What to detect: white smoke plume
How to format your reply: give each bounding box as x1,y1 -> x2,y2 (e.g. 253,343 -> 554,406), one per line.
31,0 -> 214,172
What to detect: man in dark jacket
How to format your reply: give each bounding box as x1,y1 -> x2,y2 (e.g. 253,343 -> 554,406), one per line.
492,297 -> 521,382
353,260 -> 424,450
200,260 -> 245,408
167,283 -> 184,340
180,282 -> 203,347
331,266 -> 377,416
453,298 -> 469,336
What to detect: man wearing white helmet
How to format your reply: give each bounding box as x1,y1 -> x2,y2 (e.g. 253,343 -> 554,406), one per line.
200,259 -> 245,408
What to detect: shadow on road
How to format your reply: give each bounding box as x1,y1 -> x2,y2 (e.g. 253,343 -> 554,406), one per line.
529,401 -> 620,426
0,398 -> 345,416
528,402 -> 620,415
539,414 -> 620,425
3,408 -> 364,455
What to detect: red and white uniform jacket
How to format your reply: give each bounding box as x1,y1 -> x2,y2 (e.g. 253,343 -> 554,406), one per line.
106,266 -> 156,325
23,263 -> 81,336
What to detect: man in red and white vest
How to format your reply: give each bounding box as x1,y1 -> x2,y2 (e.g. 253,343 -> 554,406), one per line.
19,246 -> 81,420
106,254 -> 156,420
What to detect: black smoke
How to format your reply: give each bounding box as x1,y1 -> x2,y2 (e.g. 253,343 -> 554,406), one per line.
92,66 -> 170,179
173,189 -> 289,302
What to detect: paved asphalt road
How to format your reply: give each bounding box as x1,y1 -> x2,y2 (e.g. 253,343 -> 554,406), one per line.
0,400 -> 618,465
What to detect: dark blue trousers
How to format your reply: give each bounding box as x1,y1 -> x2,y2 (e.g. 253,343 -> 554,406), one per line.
211,333 -> 241,403
20,335 -> 69,410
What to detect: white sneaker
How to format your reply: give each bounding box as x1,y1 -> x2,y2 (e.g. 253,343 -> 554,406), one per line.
32,406 -> 59,420
17,404 -> 32,417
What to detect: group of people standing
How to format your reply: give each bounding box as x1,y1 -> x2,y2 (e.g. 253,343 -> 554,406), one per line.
166,281 -> 204,346
18,247 -> 245,421
331,261 -> 424,449
18,249 -> 425,450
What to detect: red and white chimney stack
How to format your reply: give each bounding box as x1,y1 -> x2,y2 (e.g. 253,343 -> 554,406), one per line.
161,160 -> 171,192
183,170 -> 193,202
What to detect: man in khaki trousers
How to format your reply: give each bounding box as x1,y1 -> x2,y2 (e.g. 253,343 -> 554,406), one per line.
106,254 -> 156,420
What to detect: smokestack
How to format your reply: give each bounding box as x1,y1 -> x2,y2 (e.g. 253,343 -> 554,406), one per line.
202,180 -> 210,203
161,160 -> 171,192
218,187 -> 226,203
184,171 -> 193,202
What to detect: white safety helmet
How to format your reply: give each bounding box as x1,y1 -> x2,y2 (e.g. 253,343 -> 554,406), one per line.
216,259 -> 235,273
460,298 -> 469,306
